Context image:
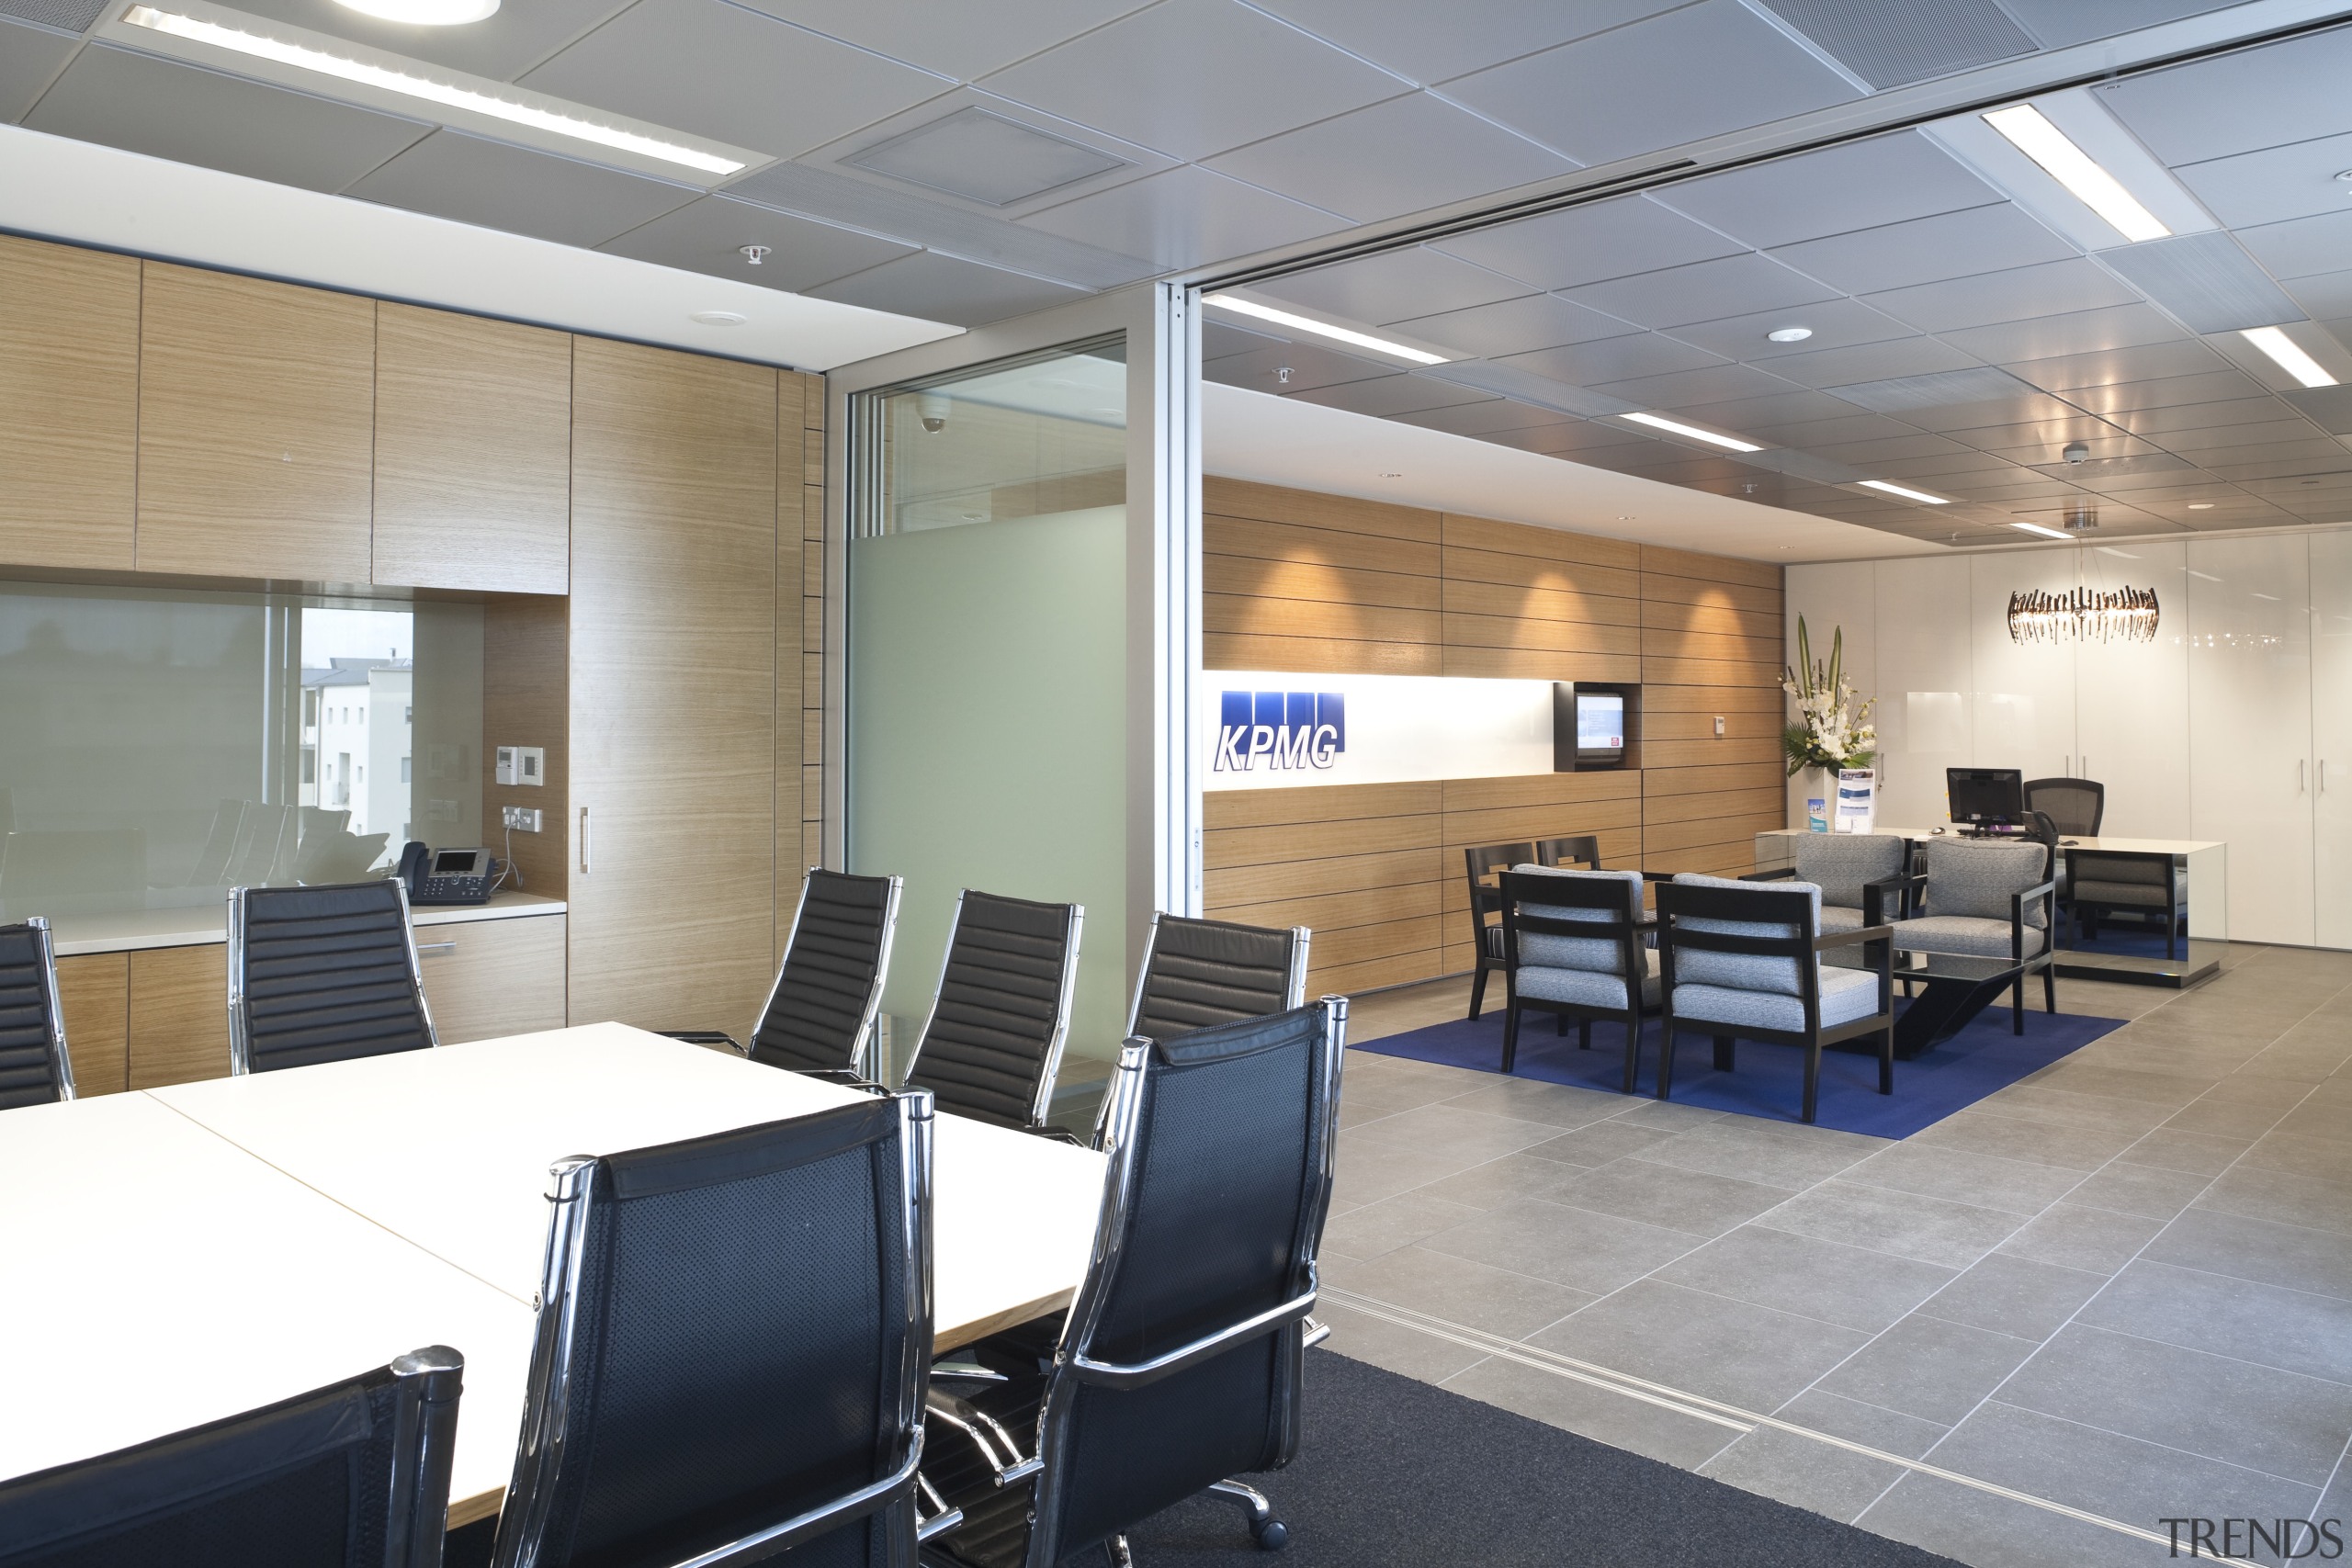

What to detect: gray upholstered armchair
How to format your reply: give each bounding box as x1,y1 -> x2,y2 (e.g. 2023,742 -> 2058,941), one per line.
1885,838 -> 2058,1032
1746,833 -> 1912,968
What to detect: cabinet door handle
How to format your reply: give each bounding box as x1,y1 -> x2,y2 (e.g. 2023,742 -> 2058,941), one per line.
414,941 -> 457,956
2301,760 -> 2308,794
580,807 -> 592,874
2324,760 -> 2329,795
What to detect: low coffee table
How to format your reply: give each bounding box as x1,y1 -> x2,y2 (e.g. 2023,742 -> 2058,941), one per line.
1886,951 -> 2029,1057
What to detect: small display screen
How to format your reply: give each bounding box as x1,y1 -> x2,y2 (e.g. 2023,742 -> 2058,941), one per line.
1577,693 -> 1625,751
431,849 -> 481,875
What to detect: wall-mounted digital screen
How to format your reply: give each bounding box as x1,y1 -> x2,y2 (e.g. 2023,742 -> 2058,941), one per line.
1576,692 -> 1626,757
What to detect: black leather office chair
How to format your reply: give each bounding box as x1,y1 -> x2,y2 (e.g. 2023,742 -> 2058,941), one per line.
1463,842 -> 1535,1021
2024,777 -> 2104,838
492,1096 -> 940,1568
921,998 -> 1346,1568
1127,912 -> 1309,1045
0,918 -> 74,1111
901,890 -> 1082,1132
0,1347 -> 461,1568
670,867 -> 903,1085
228,881 -> 436,1075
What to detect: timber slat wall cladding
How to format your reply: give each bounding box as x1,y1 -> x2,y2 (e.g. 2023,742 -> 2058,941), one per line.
1202,478 -> 1784,996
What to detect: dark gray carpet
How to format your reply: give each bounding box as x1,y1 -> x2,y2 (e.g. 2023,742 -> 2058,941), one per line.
1103,1349 -> 1962,1568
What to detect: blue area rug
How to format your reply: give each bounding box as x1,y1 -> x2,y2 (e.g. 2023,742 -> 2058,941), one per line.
1353,1002 -> 2124,1138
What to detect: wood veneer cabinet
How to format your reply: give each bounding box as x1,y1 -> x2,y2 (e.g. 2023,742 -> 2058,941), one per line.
567,338 -> 777,1034
135,263 -> 376,581
0,237 -> 141,571
373,303 -> 571,593
414,913 -> 568,1043
55,952 -> 130,1097
127,943 -> 231,1089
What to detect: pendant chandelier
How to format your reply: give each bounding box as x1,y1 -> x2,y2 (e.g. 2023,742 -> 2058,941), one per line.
2007,585 -> 2160,644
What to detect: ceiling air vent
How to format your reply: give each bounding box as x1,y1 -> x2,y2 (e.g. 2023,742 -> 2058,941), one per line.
0,0 -> 107,30
844,107 -> 1127,209
2097,231 -> 2306,335
1756,0 -> 2035,89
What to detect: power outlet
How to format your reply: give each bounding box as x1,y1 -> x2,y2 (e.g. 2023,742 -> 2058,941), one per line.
1713,716 -> 1725,738
502,806 -> 543,833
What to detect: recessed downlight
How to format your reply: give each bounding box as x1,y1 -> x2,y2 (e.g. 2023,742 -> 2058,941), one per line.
690,310 -> 747,326
1766,326 -> 1813,344
333,0 -> 496,23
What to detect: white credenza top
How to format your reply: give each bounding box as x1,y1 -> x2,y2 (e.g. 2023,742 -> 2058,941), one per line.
41,889 -> 566,956
1758,828 -> 2222,855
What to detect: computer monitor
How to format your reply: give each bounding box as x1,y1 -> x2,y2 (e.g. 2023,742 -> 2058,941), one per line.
1947,767 -> 2026,829
1574,690 -> 1626,766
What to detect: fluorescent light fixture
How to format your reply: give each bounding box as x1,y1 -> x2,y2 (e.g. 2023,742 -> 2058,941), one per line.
2240,325 -> 2338,388
2188,570 -> 2222,581
1983,104 -> 2169,243
1857,479 -> 1951,504
120,6 -> 745,175
2012,521 -> 2073,539
1203,294 -> 1448,366
2098,547 -> 2140,558
1617,411 -> 1761,452
334,0 -> 494,23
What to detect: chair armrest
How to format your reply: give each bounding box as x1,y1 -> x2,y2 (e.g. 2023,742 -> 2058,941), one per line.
657,1030 -> 745,1055
923,1389 -> 1041,1486
1814,925 -> 1894,951
1740,867 -> 1797,882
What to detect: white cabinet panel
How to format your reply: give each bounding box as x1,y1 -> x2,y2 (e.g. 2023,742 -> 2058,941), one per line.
2312,532 -> 2352,948
1971,552 -> 2077,784
1873,557 -> 1973,829
2075,541 -> 2190,840
2188,535 -> 2313,947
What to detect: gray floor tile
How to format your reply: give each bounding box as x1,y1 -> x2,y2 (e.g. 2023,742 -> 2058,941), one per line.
1773,1388 -> 1951,1460
2116,1127 -> 2255,1177
1996,1202 -> 2167,1275
2061,1162 -> 2213,1222
1528,1278 -> 1872,1413
1329,1139 -> 1493,1206
2023,1061 -> 2219,1109
1917,1252 -> 2111,1342
1856,1470 -> 2180,1568
1320,1245 -> 1595,1341
2144,1208 -> 2352,1303
1996,1323 -> 2352,1487
1318,1190 -> 1485,1262
2079,1259 -> 2352,1383
1652,1224 -> 1958,1335
2240,1045 -> 2352,1085
1909,1110 -> 2143,1171
2200,1074 -> 2327,1111
2242,1130 -> 2352,1185
2196,1166 -> 2352,1237
2271,1100 -> 2352,1147
1414,1196 -> 1702,1296
1343,1101 -> 1581,1162
2164,1098 -> 2294,1141
1429,1076 -> 1632,1131
1518,1118 -> 1679,1168
1312,1300 -> 1491,1383
1439,1353 -> 1742,1471
1758,1179 -> 2026,1269
1408,1151 -> 1587,1210
1547,1156 -> 1793,1239
1601,1097 -> 1732,1130
1813,1314 -> 2041,1426
1840,1142 -> 2086,1215
1700,1424 -> 1907,1524
1964,1082 -> 2178,1135
1632,1117 -> 1886,1192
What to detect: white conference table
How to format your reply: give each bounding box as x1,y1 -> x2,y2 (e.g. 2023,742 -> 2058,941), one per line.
1,1022 -> 1108,1529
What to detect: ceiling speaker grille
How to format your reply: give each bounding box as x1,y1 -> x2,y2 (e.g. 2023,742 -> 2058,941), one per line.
1757,0 -> 2035,88
2097,231 -> 2305,334
0,0 -> 107,31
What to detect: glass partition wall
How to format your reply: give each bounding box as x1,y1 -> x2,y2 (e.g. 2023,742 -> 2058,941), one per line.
846,336 -> 1131,1073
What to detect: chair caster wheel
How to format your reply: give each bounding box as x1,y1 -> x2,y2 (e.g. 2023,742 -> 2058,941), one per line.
1252,1518 -> 1288,1551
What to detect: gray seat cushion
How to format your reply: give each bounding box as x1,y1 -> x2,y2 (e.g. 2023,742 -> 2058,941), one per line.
1672,964 -> 1881,1033
1819,902 -> 1869,970
1890,914 -> 2047,958
1510,865 -> 1646,975
1519,949 -> 1662,1011
1923,839 -> 2050,928
1668,873 -> 1821,995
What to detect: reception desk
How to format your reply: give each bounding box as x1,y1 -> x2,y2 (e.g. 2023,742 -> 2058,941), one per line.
1756,828 -> 2225,987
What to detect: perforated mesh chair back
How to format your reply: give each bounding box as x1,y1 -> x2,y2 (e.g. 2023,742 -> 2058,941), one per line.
1024,1001 -> 1344,1568
902,891 -> 1081,1131
0,1348 -> 462,1568
0,919 -> 73,1110
2024,777 -> 2104,836
748,868 -> 903,1077
1532,835 -> 1603,870
1126,914 -> 1306,1047
492,1099 -> 930,1568
230,881 -> 436,1076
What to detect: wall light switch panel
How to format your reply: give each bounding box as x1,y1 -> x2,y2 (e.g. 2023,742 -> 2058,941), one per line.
502,806 -> 542,832
495,745 -> 548,786
1713,716 -> 1725,738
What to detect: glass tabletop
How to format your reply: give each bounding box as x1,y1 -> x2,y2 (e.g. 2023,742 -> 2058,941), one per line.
1892,950 -> 2026,983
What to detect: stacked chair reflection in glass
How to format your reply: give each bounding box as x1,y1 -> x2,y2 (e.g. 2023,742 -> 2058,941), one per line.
668,867 -> 903,1087
920,998 -> 1346,1568
1496,868 -> 1656,1091
227,880 -> 437,1074
0,918 -> 74,1109
1461,842 -> 1533,1020
900,891 -> 1082,1133
1655,875 -> 1895,1124
490,1094 -> 940,1568
0,1346 -> 462,1568
2066,850 -> 2189,959
1744,833 -> 1911,969
1883,839 -> 2058,1032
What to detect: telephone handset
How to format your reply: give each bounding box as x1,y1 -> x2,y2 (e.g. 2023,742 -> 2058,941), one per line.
397,840 -> 495,906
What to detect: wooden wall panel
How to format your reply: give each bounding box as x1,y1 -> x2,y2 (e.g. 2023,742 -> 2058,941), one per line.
1202,479 -> 1784,992
481,593 -> 570,900
56,952 -> 129,1097
0,236 -> 140,571
128,944 -> 230,1089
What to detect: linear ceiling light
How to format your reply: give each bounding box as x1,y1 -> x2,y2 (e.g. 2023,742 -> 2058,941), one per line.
1856,479 -> 1951,504
120,6 -> 745,175
1202,294 -> 1449,366
2012,521 -> 2073,539
1617,411 -> 1762,452
1983,104 -> 2168,244
2240,325 -> 2338,388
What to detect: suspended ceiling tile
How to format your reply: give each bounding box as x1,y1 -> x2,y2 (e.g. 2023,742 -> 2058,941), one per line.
1495,333 -> 1728,387
1864,449 -> 2030,479
979,0 -> 1408,162
1999,337 -> 2231,393
1654,388 -> 1867,432
1938,302 -> 2189,365
1249,0 -> 1678,85
1287,374 -> 1494,418
1442,0 -> 1860,165
1389,397 -> 1577,436
1205,92 -> 1573,225
1948,412 -> 2144,449
1565,253 -> 1841,332
2138,415 -> 2323,451
2284,271 -> 2352,323
1761,336 -> 1984,389
1200,339 -> 1396,394
1769,203 -> 2084,301
2198,443 -> 2352,476
1665,298 -> 1920,364
1863,257 -> 2143,335
2098,26 -> 2352,166
1385,293 -> 1641,359
349,130 -> 698,248
1586,361 -> 1798,412
2064,367 -> 2276,414
1656,132 -> 2001,250
1711,411 -> 1921,449
1892,393 -> 2092,434
2173,130 -> 2352,230
228,0 -> 635,82
1810,432 -> 1984,465
1023,163 -> 1347,269
731,0 -> 1151,80
2005,0 -> 2246,49
596,193 -> 918,291
1203,320 -> 1284,358
25,44 -> 428,194
2234,209 -> 2352,282
1258,244 -> 1531,327
1752,0 -> 2033,88
519,0 -> 947,163
1432,194 -> 1746,292
804,251 -> 1091,325
0,17 -> 74,123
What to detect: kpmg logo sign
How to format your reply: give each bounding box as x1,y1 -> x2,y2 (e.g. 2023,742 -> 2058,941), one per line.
1213,690 -> 1345,773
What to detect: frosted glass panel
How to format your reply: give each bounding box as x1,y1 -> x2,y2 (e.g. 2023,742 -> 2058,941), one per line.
0,581 -> 482,920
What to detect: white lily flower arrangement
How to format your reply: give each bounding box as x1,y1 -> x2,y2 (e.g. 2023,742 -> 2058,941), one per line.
1782,616 -> 1878,776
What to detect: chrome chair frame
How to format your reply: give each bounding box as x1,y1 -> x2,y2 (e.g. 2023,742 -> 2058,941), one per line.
492,1093 -> 939,1568
1120,911 -> 1314,1035
8,916 -> 76,1103
225,879 -> 439,1077
903,891 -> 1085,1130
743,865 -> 904,1083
